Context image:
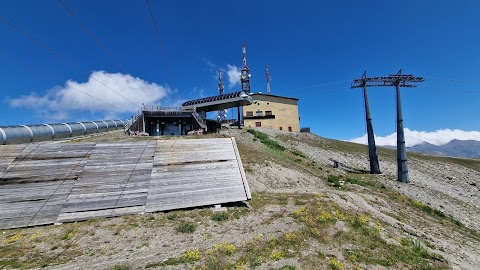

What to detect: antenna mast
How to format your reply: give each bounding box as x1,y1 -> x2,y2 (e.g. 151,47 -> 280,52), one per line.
240,41 -> 251,94
218,70 -> 224,95
266,64 -> 271,95
217,70 -> 227,123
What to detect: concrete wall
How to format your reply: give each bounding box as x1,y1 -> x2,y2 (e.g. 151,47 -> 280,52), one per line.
243,94 -> 300,132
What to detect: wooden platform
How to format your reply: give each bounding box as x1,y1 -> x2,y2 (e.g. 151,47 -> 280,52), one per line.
0,138 -> 250,229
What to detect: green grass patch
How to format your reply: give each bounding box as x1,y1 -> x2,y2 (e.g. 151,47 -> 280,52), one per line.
107,265 -> 131,270
145,261 -> 163,268
247,129 -> 286,151
0,240 -> 80,269
236,131 -> 328,183
166,211 -> 183,220
250,193 -> 290,208
327,175 -> 343,188
326,174 -> 385,191
161,248 -> 201,266
211,212 -> 229,222
279,266 -> 296,270
344,177 -> 375,187
176,221 -> 196,233
289,149 -> 306,158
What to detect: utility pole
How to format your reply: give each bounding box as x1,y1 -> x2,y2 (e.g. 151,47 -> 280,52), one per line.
352,71 -> 381,174
352,70 -> 424,183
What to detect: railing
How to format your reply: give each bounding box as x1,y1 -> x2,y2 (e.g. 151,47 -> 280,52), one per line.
141,105 -> 182,112
125,113 -> 139,132
192,108 -> 207,130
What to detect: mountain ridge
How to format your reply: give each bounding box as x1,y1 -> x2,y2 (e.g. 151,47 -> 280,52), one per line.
380,139 -> 480,158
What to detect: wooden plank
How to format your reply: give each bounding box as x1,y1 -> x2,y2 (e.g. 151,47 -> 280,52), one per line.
146,138 -> 249,212
231,137 -> 251,199
56,205 -> 145,223
0,138 -> 250,229
58,140 -> 155,217
0,142 -> 94,229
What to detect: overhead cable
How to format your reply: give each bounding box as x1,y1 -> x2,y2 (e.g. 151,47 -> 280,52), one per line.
146,0 -> 177,91
58,0 -> 153,100
0,53 -> 128,113
0,15 -> 140,110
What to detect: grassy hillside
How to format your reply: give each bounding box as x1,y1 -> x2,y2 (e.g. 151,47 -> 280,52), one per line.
1,129 -> 479,270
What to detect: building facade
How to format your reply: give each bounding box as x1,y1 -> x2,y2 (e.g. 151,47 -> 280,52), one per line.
243,94 -> 300,132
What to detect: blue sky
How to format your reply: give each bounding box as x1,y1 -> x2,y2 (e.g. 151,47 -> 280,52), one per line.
1,1 -> 480,144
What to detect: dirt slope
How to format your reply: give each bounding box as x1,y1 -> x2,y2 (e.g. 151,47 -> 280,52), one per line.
1,128 -> 478,270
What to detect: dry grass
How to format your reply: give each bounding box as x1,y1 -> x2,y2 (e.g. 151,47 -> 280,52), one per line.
1,128 -> 478,269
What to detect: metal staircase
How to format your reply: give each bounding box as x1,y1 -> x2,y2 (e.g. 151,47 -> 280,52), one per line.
192,108 -> 207,131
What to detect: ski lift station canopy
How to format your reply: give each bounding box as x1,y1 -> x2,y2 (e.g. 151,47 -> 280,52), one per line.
181,91 -> 253,112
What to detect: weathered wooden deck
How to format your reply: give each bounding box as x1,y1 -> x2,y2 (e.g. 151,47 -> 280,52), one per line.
0,138 -> 250,229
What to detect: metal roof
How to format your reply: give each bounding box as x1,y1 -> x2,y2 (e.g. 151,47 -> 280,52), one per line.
181,91 -> 253,112
182,91 -> 243,106
250,93 -> 299,101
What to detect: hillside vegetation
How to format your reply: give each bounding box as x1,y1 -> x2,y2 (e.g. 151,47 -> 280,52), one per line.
1,128 -> 479,270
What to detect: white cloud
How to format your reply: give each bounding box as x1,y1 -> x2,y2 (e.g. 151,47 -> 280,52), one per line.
7,71 -> 169,121
226,64 -> 241,88
349,128 -> 480,147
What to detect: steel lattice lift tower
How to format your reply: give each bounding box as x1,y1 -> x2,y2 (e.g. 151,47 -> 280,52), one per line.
352,70 -> 424,183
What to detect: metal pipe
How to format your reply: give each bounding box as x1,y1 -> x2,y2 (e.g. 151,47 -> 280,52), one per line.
44,124 -> 55,140
396,84 -> 409,183
78,122 -> 87,135
0,120 -> 126,145
102,120 -> 109,131
0,128 -> 6,145
63,123 -> 73,137
237,106 -> 241,129
362,84 -> 381,174
20,125 -> 34,143
90,121 -> 99,133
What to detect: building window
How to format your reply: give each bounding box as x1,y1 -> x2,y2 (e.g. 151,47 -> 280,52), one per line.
256,110 -> 263,117
265,111 -> 272,116
246,111 -> 253,117
279,127 -> 283,131
288,126 -> 292,132
256,122 -> 261,127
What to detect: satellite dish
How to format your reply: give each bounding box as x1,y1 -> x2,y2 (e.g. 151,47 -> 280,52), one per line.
248,74 -> 252,77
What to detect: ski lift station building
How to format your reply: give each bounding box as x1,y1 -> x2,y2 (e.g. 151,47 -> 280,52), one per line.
243,93 -> 300,132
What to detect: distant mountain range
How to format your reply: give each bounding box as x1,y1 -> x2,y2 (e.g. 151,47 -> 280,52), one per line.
381,139 -> 480,159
